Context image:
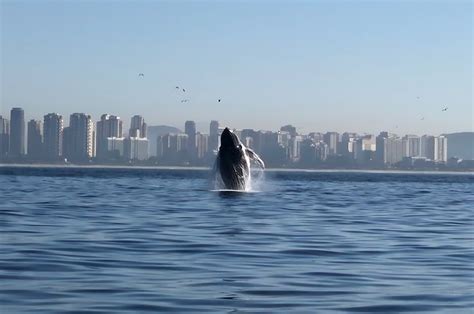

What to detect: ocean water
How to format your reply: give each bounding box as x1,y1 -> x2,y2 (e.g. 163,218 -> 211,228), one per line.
0,166 -> 473,313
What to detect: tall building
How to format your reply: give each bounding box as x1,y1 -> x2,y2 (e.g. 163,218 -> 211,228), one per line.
288,135 -> 303,162
185,120 -> 197,158
209,120 -> 219,153
300,139 -> 328,165
27,119 -> 42,160
196,133 -> 209,159
124,137 -> 149,160
434,136 -> 448,162
9,107 -> 25,158
96,114 -> 123,159
376,132 -> 403,165
386,136 -> 403,165
64,113 -> 93,162
324,132 -> 339,155
157,133 -> 188,159
340,132 -> 358,158
107,137 -> 125,158
0,116 -> 9,159
43,113 -> 63,161
402,135 -> 420,157
278,131 -> 291,148
129,115 -> 147,138
420,135 -> 435,160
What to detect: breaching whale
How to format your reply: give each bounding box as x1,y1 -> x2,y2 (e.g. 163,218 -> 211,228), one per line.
214,127 -> 265,190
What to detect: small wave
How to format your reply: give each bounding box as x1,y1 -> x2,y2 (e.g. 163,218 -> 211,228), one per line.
210,189 -> 259,193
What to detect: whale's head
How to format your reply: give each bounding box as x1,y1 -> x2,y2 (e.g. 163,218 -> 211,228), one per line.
220,127 -> 241,151
217,127 -> 248,190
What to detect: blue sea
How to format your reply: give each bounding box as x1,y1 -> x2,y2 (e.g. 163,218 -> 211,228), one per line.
1,166 -> 473,313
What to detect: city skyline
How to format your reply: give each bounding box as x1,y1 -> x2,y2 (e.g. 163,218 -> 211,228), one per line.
1,106 -> 473,172
1,1 -> 472,135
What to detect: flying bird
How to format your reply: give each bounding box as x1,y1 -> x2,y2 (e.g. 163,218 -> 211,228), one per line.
138,73 -> 144,77
175,86 -> 180,89
182,88 -> 186,92
218,99 -> 221,103
181,99 -> 190,103
442,107 -> 448,112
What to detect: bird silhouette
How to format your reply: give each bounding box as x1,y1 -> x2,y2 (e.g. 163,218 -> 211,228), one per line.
175,86 -> 179,89
182,88 -> 186,92
181,99 -> 190,103
138,73 -> 144,77
442,107 -> 448,112
218,99 -> 221,103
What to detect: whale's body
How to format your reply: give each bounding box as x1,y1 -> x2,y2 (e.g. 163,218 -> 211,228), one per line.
214,128 -> 265,190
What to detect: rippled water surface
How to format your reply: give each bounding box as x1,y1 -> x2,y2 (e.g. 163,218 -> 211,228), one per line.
1,166 -> 473,313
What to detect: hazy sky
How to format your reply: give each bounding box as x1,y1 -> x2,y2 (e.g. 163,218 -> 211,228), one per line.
1,0 -> 472,135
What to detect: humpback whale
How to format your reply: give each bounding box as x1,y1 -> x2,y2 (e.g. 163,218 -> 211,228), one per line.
214,128 -> 265,190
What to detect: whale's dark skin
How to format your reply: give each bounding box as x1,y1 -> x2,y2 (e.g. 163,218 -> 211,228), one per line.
215,128 -> 265,190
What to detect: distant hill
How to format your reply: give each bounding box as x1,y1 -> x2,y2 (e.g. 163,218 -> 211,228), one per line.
147,125 -> 182,156
444,132 -> 474,160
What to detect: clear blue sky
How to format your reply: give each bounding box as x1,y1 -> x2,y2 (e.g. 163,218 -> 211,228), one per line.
1,0 -> 472,135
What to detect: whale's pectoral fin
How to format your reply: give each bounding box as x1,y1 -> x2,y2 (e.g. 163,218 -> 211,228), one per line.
245,148 -> 265,169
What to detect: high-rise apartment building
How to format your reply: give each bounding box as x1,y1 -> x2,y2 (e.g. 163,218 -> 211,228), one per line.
43,113 -> 63,161
420,135 -> 435,160
376,132 -> 403,165
402,135 -> 420,158
0,116 -> 9,159
434,136 -> 448,162
209,120 -> 219,153
64,113 -> 93,161
124,137 -> 149,160
185,120 -> 197,158
324,132 -> 339,155
196,133 -> 209,159
129,115 -> 147,138
96,114 -> 123,159
9,107 -> 25,157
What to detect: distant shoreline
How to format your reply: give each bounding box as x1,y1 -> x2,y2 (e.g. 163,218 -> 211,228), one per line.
0,163 -> 472,175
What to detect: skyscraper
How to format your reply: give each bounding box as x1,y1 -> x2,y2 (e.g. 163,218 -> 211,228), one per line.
402,135 -> 420,158
196,133 -> 209,159
43,113 -> 64,161
434,136 -> 448,162
185,120 -> 197,159
288,135 -> 303,162
324,132 -> 340,155
124,137 -> 149,160
209,120 -> 219,153
96,114 -> 123,159
340,132 -> 358,158
9,107 -> 25,158
157,133 -> 188,162
420,135 -> 435,160
107,137 -> 125,158
129,115 -> 147,138
376,132 -> 403,165
27,119 -> 42,160
0,116 -> 9,159
64,113 -> 93,162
